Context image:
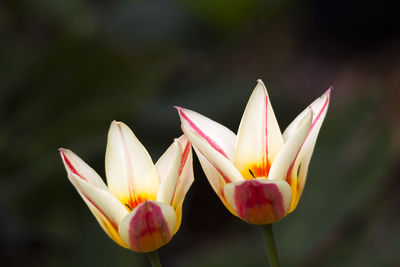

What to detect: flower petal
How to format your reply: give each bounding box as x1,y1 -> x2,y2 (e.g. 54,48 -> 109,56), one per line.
84,198 -> 128,248
176,106 -> 236,160
170,135 -> 194,209
268,108 -> 312,180
224,178 -> 291,225
284,88 -> 331,212
106,121 -> 160,210
155,139 -> 182,205
234,80 -> 284,179
194,147 -> 236,214
159,135 -> 194,235
182,124 -> 243,183
118,200 -> 176,252
59,149 -> 128,247
59,148 -> 107,189
68,173 -> 129,245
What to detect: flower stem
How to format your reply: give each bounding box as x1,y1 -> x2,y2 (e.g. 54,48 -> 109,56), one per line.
147,250 -> 162,267
261,224 -> 280,267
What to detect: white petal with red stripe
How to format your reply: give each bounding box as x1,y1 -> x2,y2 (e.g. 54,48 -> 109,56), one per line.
194,148 -> 235,214
268,109 -> 312,180
155,140 -> 182,205
168,135 -> 194,208
68,173 -> 129,231
165,135 -> 194,235
284,88 -> 331,211
106,121 -> 160,210
234,80 -> 284,179
59,148 -> 107,190
182,124 -> 243,183
81,195 -> 128,248
59,148 -> 128,247
176,107 -> 236,161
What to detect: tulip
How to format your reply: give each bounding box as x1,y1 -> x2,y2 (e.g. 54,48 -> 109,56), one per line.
176,80 -> 330,266
59,121 -> 193,262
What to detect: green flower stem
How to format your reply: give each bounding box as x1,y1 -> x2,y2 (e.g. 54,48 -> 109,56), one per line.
147,250 -> 162,267
261,224 -> 280,267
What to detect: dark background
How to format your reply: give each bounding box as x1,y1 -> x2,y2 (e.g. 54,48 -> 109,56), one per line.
1,0 -> 399,266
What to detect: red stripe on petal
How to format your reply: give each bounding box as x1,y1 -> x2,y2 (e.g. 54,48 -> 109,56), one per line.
82,192 -> 118,231
59,149 -> 87,181
309,88 -> 330,133
256,81 -> 271,178
169,141 -> 191,205
177,107 -> 229,159
286,89 -> 330,183
195,147 -> 232,184
264,93 -> 269,173
214,165 -> 232,184
233,180 -> 285,224
178,141 -> 190,177
250,164 -> 271,179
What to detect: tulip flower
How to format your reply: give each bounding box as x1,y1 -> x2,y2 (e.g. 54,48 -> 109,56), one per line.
176,80 -> 330,266
59,121 -> 193,265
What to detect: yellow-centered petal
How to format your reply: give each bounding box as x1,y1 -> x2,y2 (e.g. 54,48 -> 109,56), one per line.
234,80 -> 284,179
106,121 -> 160,210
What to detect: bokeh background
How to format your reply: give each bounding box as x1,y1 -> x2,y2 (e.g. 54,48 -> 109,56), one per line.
1,0 -> 399,266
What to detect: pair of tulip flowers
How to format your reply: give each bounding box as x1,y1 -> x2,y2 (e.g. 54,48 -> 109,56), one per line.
60,80 -> 330,254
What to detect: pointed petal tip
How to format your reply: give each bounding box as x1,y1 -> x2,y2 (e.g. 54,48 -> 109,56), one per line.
174,134 -> 188,144
256,79 -> 266,86
323,87 -> 332,98
306,88 -> 330,117
59,148 -> 66,161
307,106 -> 313,115
305,107 -> 313,122
59,148 -> 72,161
327,86 -> 332,93
59,149 -> 81,177
174,106 -> 186,115
110,120 -> 122,130
255,79 -> 267,92
171,139 -> 181,149
175,106 -> 187,119
173,105 -> 182,111
59,148 -> 70,162
293,108 -> 312,134
111,120 -> 122,126
109,121 -> 135,135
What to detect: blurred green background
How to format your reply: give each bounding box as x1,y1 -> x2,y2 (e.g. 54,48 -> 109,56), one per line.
1,0 -> 399,266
